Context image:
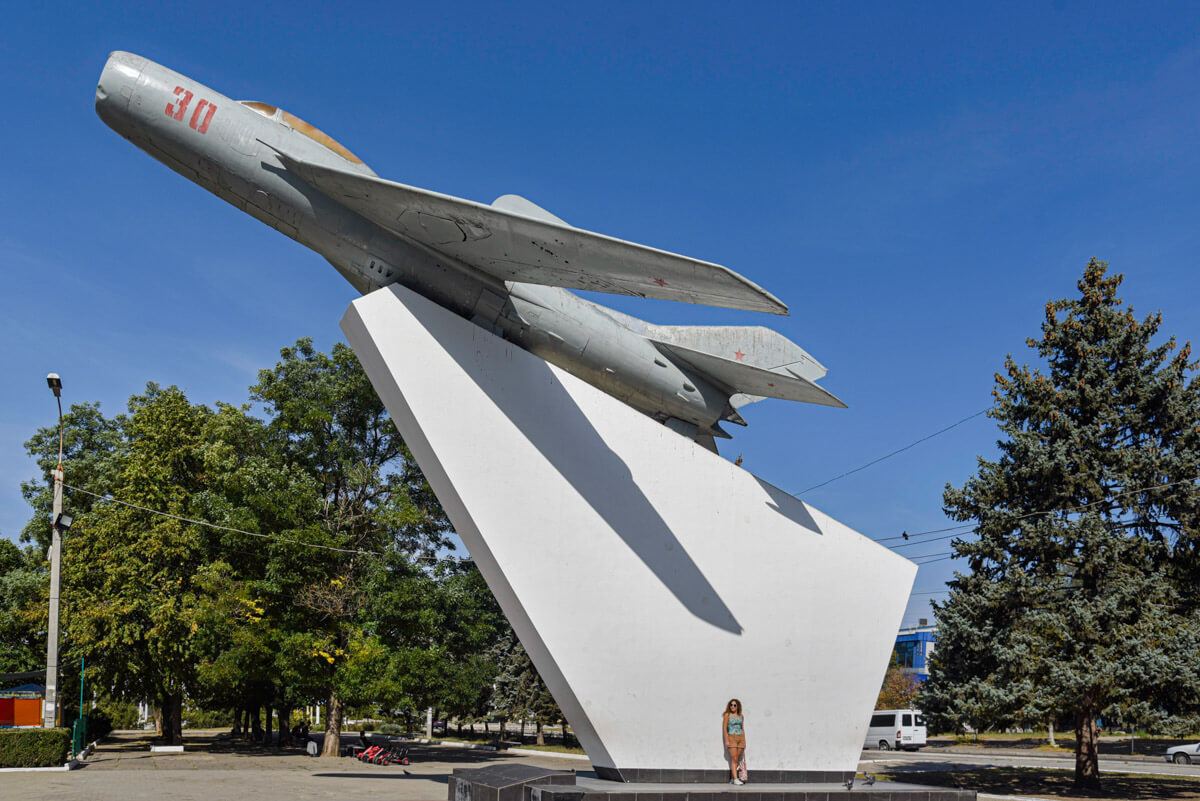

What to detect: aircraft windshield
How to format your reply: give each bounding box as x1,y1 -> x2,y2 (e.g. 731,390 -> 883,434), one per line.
238,101 -> 363,165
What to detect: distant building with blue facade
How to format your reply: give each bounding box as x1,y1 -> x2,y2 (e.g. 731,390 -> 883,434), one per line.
893,621 -> 937,681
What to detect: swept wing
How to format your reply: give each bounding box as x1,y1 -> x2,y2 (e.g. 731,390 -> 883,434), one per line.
278,153 -> 788,315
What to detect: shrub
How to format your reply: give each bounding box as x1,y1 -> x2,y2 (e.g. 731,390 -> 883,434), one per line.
182,706 -> 232,729
93,698 -> 141,730
379,723 -> 402,736
87,708 -> 114,741
0,728 -> 71,768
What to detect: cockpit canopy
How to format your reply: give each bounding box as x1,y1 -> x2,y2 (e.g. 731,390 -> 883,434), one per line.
239,101 -> 364,165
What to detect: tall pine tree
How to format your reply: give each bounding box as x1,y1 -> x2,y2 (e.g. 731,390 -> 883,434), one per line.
922,260 -> 1200,788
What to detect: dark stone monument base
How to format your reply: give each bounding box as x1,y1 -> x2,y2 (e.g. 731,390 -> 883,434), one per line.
594,767 -> 856,784
537,778 -> 976,801
449,764 -> 577,801
448,765 -> 976,801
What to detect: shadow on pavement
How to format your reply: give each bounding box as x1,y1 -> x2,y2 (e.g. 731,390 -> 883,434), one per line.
884,765 -> 1200,800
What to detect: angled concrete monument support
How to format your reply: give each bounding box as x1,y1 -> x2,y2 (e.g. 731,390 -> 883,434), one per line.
341,285 -> 917,781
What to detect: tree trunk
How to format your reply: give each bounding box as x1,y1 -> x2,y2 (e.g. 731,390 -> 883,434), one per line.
173,696 -> 183,744
231,706 -> 242,736
1074,710 -> 1101,789
536,721 -> 545,746
277,704 -> 293,748
251,704 -> 263,741
160,693 -> 182,745
320,689 -> 343,757
1047,720 -> 1056,747
153,706 -> 164,738
265,703 -> 273,743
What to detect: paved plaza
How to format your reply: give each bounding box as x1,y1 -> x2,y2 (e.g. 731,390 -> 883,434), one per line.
8,730 -> 1199,801
2,730 -> 589,801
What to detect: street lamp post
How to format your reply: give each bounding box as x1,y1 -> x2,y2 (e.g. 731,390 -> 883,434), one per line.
43,373 -> 64,729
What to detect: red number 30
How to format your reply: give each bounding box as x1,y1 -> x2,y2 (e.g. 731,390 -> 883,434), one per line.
165,86 -> 192,121
165,86 -> 217,134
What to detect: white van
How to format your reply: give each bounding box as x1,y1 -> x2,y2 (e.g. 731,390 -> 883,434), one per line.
864,709 -> 926,751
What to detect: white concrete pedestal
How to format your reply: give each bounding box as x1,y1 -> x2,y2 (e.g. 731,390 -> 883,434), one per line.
341,285 -> 916,781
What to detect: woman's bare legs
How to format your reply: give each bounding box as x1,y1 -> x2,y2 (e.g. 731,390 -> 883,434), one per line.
728,745 -> 743,780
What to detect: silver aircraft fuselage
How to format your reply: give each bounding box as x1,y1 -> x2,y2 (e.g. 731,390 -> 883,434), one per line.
96,52 -> 835,442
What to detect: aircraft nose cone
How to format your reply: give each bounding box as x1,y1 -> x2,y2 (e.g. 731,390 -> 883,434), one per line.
95,51 -> 144,118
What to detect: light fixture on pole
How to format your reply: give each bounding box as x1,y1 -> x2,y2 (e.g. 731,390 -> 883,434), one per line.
43,372 -> 65,729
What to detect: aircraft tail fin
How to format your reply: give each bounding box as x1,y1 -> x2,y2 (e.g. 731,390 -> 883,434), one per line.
491,194 -> 570,226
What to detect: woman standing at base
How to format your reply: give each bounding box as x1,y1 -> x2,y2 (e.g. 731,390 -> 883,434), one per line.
722,698 -> 746,784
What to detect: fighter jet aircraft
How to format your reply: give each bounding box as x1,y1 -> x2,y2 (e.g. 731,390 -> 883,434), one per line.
95,51 -> 844,452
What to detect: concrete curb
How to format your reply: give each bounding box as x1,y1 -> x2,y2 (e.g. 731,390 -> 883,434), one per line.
510,748 -> 590,762
0,759 -> 80,773
422,738 -> 500,751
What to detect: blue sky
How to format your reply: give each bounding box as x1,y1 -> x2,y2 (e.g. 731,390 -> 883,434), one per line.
2,3 -> 1198,627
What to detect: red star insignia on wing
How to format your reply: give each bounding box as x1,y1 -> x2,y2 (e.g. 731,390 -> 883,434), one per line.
734,350 -> 745,361
652,277 -> 668,287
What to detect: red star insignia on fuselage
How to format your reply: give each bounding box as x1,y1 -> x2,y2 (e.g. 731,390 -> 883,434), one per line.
734,350 -> 745,361
652,277 -> 668,287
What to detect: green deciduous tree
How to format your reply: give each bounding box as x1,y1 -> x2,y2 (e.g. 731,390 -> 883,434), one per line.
876,660 -> 920,711
0,539 -> 45,673
922,260 -> 1200,788
250,339 -> 451,756
59,385 -> 230,743
16,338 -> 502,754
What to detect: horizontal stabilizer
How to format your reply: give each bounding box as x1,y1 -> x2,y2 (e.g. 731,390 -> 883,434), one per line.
655,341 -> 846,408
647,324 -> 827,384
582,301 -> 841,409
277,153 -> 788,315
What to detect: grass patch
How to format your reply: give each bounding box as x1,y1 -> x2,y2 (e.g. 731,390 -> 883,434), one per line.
877,766 -> 1200,800
932,733 -> 1198,759
439,736 -> 506,746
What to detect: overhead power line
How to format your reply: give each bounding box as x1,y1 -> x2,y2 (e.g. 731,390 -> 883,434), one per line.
877,474 -> 1200,556
913,554 -> 956,565
890,531 -> 971,550
894,476 -> 1200,567
876,522 -> 975,544
792,408 -> 991,496
63,484 -> 467,563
